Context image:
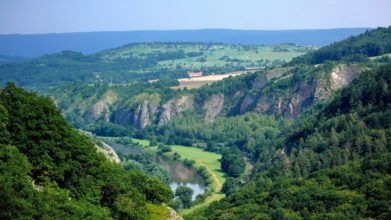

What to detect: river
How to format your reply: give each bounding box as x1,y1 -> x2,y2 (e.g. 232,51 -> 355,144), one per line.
155,155 -> 205,200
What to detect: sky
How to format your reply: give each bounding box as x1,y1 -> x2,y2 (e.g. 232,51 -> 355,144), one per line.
0,0 -> 390,34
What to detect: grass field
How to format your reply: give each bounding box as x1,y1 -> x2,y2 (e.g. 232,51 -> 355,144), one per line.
162,145 -> 226,215
167,145 -> 225,188
131,138 -> 150,147
102,43 -> 316,74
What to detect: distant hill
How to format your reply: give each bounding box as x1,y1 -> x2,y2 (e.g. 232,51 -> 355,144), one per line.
291,26 -> 391,64
0,54 -> 27,65
0,43 -> 313,87
0,28 -> 369,57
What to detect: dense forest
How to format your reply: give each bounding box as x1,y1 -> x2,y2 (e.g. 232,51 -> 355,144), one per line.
291,27 -> 391,64
0,83 -> 172,219
1,27 -> 391,219
189,62 -> 391,220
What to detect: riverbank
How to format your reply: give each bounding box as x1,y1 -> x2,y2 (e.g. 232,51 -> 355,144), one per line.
158,145 -> 226,216
99,137 -> 227,216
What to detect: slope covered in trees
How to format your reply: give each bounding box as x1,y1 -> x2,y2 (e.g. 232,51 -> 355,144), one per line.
0,83 -> 172,219
291,27 -> 391,64
191,63 -> 391,219
0,43 -> 311,88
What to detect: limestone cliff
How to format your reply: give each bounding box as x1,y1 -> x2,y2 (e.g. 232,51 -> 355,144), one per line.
158,95 -> 195,125
247,64 -> 365,119
133,100 -> 159,129
84,90 -> 117,121
58,63 -> 368,130
203,94 -> 224,123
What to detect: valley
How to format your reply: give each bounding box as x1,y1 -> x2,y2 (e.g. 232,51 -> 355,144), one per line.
96,136 -> 227,216
1,26 -> 391,220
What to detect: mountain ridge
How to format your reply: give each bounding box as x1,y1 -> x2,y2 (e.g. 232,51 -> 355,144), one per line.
0,28 -> 369,57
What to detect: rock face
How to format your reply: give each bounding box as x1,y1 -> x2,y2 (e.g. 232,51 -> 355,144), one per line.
66,64 -> 367,130
96,141 -> 121,163
330,64 -> 361,90
133,100 -> 158,129
241,64 -> 365,119
159,95 -> 195,125
284,79 -> 317,118
203,94 -> 224,123
84,91 -> 117,121
113,100 -> 159,129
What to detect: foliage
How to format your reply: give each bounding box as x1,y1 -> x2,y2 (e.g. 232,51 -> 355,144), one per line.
0,83 -> 173,219
221,148 -> 246,177
194,63 -> 391,219
291,27 -> 391,64
0,43 -> 310,88
175,186 -> 194,209
142,112 -> 288,160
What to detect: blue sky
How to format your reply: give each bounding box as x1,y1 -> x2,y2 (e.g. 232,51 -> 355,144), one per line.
1,0 -> 390,34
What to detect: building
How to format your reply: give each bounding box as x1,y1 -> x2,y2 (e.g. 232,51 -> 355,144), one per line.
188,71 -> 203,78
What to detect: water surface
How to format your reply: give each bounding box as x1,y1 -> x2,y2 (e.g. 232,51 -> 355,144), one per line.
156,155 -> 205,200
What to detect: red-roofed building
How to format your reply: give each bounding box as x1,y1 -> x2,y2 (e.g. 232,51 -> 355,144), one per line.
188,71 -> 203,78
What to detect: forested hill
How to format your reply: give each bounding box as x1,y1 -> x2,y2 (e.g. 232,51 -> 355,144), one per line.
291,26 -> 391,64
40,27 -> 391,137
193,63 -> 391,219
0,43 -> 312,87
0,28 -> 368,57
0,83 -> 172,219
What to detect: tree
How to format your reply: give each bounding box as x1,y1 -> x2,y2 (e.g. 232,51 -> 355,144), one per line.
175,186 -> 193,208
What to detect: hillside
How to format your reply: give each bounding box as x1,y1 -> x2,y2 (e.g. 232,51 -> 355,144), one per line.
47,61 -> 372,137
0,28 -> 367,57
0,54 -> 26,65
1,27 -> 391,219
291,26 -> 391,64
191,62 -> 391,220
35,28 -> 388,137
0,83 -> 173,219
0,43 -> 314,87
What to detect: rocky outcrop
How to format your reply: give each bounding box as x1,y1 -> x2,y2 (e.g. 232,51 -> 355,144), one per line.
71,64 -> 367,130
239,68 -> 291,114
158,95 -> 195,125
133,100 -> 159,129
285,79 -> 317,118
315,64 -> 364,101
248,64 -> 364,119
203,94 -> 224,123
330,64 -> 360,90
84,91 -> 117,121
96,141 -> 121,163
112,108 -> 134,127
